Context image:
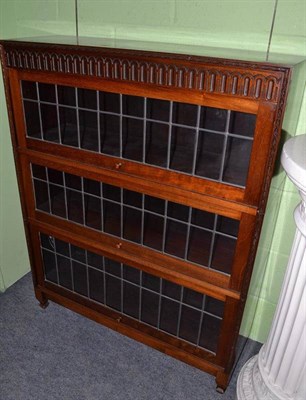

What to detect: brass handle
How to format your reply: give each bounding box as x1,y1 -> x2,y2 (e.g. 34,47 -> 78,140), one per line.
115,162 -> 122,170
116,242 -> 122,249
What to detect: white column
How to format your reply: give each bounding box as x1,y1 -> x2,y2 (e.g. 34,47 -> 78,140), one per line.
237,134 -> 306,400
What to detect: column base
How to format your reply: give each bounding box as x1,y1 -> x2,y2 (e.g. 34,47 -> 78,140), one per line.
237,355 -> 281,400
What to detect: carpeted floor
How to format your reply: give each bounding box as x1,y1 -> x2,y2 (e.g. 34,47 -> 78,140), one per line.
0,273 -> 261,400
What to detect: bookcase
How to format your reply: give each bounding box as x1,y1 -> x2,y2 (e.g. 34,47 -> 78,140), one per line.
0,38 -> 291,391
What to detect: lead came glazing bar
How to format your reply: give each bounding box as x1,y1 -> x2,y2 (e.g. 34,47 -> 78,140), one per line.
219,110 -> 231,182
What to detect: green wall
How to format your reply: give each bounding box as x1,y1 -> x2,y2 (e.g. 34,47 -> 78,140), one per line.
0,0 -> 305,343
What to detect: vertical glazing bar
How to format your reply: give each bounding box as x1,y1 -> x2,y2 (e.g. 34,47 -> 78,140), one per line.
157,278 -> 162,329
120,188 -> 123,239
102,256 -> 106,305
100,182 -> 104,233
119,94 -> 123,158
140,193 -> 145,246
191,105 -> 201,175
219,110 -> 231,182
82,177 -> 86,226
208,214 -> 218,269
36,82 -> 44,140
120,262 -> 123,313
96,90 -> 101,154
53,237 -> 60,284
85,250 -> 90,298
75,87 -> 81,149
162,200 -> 169,253
176,286 -> 184,337
184,207 -> 193,260
166,101 -> 173,169
196,295 -> 206,346
62,171 -> 69,221
69,243 -> 75,292
55,84 -> 62,144
45,167 -> 52,215
143,97 -> 147,163
139,270 -> 143,321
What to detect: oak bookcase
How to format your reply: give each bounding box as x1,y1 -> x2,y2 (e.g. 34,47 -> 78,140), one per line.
0,39 -> 291,391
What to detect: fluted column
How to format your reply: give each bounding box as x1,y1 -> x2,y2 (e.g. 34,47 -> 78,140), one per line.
237,134 -> 306,400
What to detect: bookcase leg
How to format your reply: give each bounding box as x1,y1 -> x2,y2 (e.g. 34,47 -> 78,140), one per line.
35,288 -> 49,309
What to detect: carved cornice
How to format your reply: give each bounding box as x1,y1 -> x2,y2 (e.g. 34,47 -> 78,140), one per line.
0,42 -> 288,102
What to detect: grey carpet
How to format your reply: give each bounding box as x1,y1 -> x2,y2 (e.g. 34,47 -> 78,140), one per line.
0,273 -> 261,400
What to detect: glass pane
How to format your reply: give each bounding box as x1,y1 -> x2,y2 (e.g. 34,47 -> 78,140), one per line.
33,180 -> 50,212
48,169 -> 63,185
103,183 -> 121,202
21,81 -> 37,100
195,131 -> 224,180
79,110 -> 99,151
211,234 -> 236,274
99,114 -> 120,156
167,202 -> 189,222
141,289 -> 159,327
23,101 -> 41,139
40,104 -> 59,142
179,305 -> 201,344
123,265 -> 140,284
222,137 -> 253,186
67,189 -> 83,224
172,102 -> 198,127
105,258 -> 121,277
205,297 -> 224,318
191,209 -> 215,230
103,201 -> 121,236
84,194 -> 102,230
42,249 -> 57,283
123,206 -> 142,243
122,117 -> 144,162
142,272 -> 160,292
188,227 -> 212,266
59,106 -> 78,147
143,212 -> 164,251
87,251 -> 103,270
199,314 -> 222,353
57,254 -> 72,290
99,91 -> 120,113
88,267 -> 104,303
216,216 -> 239,237
65,173 -> 82,190
162,280 -> 181,301
105,274 -> 121,311
144,196 -> 165,215
78,88 -> 97,110
200,107 -> 227,132
160,298 -> 180,335
72,261 -> 88,296
165,220 -> 187,259
55,239 -> 70,257
183,288 -> 203,309
123,189 -> 142,208
32,164 -> 46,180
71,245 -> 86,263
123,281 -> 140,319
39,83 -> 56,103
147,98 -> 170,122
58,85 -> 76,106
40,234 -> 55,251
122,95 -> 144,117
50,184 -> 66,218
84,178 -> 100,196
145,121 -> 169,168
229,111 -> 256,138
170,126 -> 196,173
